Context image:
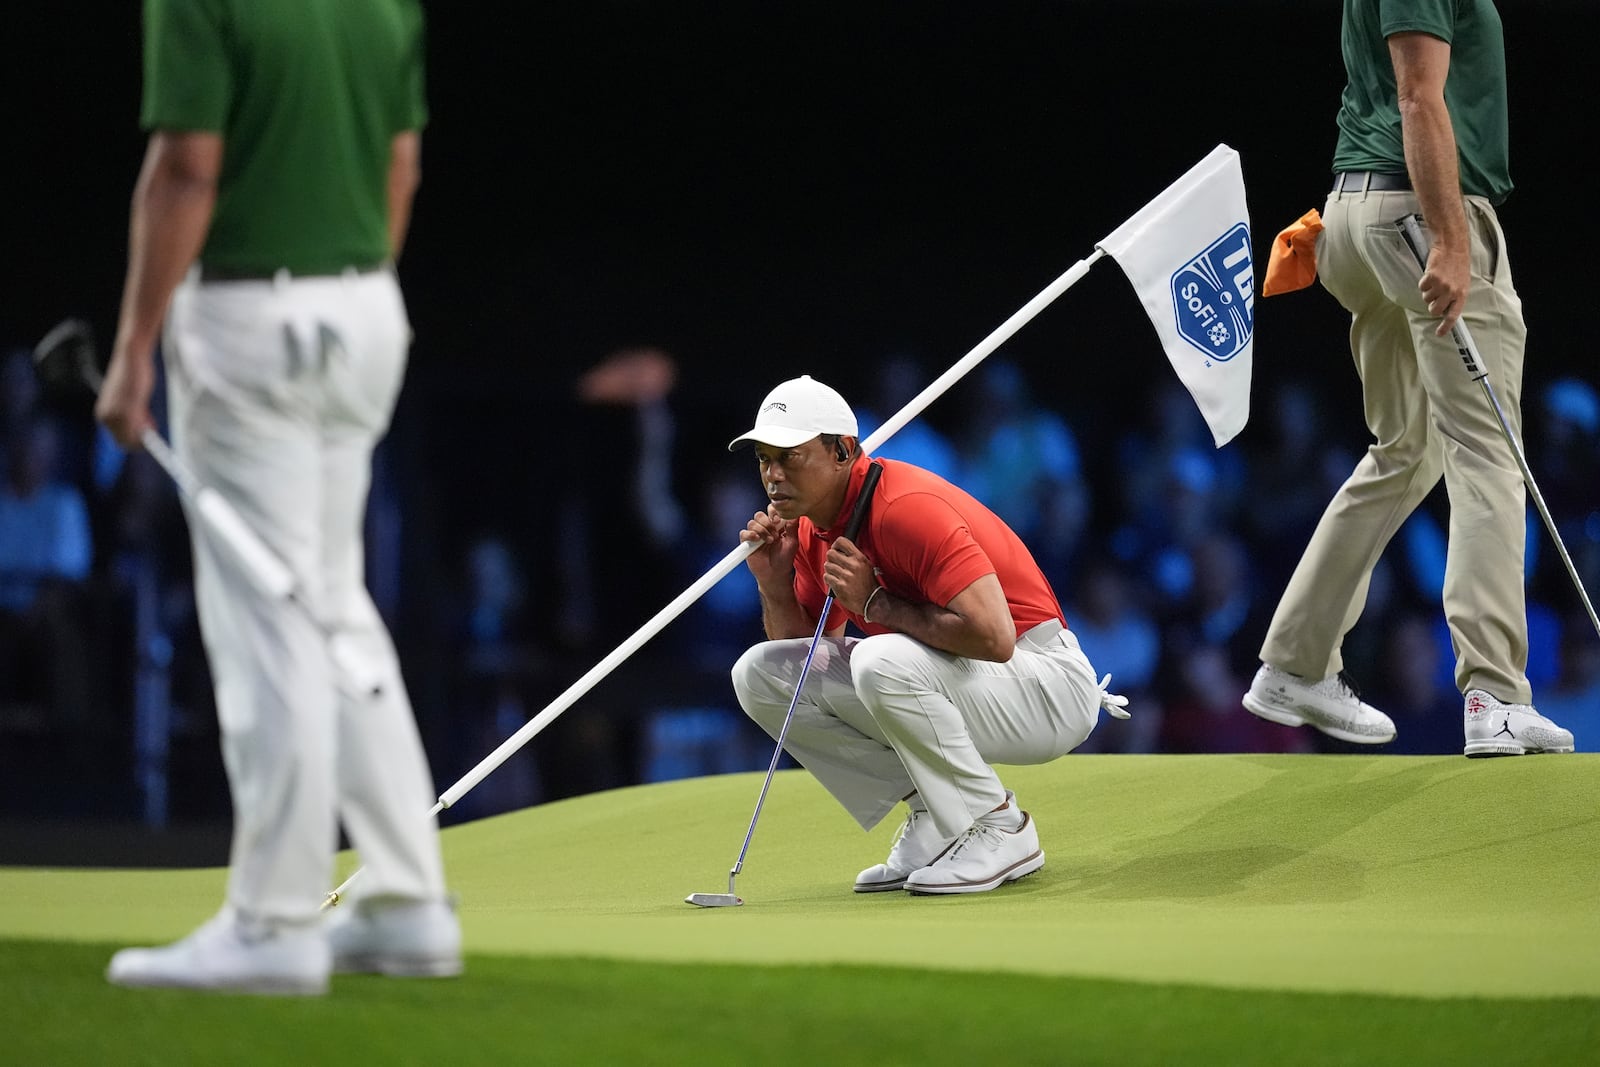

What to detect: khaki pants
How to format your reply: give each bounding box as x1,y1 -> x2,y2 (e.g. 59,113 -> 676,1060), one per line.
1259,187 -> 1531,701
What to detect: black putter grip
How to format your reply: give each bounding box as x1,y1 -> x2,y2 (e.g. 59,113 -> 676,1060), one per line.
842,461 -> 884,542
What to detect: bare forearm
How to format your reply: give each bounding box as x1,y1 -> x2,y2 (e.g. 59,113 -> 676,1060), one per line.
859,588 -> 1013,661
1390,32 -> 1467,254
116,148 -> 217,354
97,133 -> 218,447
1399,95 -> 1467,251
387,130 -> 421,259
758,581 -> 815,640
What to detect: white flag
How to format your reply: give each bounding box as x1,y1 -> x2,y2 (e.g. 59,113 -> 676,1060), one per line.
1098,144 -> 1254,447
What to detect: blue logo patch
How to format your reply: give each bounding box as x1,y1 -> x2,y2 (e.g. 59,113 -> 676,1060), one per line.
1170,223 -> 1254,362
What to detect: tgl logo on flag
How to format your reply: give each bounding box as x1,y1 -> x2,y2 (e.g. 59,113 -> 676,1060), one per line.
1170,223 -> 1253,363
1097,144 -> 1254,446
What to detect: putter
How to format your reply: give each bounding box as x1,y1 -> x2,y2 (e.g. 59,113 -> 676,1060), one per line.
686,459 -> 884,908
32,318 -> 387,698
1394,215 -> 1600,641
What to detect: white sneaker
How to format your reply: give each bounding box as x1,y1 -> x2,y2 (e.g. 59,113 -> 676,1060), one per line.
106,910 -> 329,995
903,804 -> 1044,895
854,806 -> 952,893
327,898 -> 463,977
1463,689 -> 1575,758
1242,664 -> 1396,744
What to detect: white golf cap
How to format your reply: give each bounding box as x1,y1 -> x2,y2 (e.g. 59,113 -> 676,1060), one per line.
727,374 -> 858,450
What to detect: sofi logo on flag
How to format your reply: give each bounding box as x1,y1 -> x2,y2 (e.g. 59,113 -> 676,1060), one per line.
1170,223 -> 1253,362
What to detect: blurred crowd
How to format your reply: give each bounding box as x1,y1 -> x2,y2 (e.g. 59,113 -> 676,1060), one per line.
3,339 -> 1599,828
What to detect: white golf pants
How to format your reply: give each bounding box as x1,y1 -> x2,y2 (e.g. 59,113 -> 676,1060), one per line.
165,267 -> 445,924
731,621 -> 1103,841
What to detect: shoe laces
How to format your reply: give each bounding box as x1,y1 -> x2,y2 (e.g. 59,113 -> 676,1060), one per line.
888,811 -> 920,849
1305,670 -> 1362,708
947,820 -> 1006,861
1097,673 -> 1131,719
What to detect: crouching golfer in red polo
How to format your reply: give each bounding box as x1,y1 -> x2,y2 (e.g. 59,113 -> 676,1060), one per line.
728,375 -> 1128,895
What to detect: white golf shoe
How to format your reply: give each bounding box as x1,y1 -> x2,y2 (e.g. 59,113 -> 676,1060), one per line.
1242,664 -> 1396,744
327,898 -> 463,977
854,806 -> 952,893
106,909 -> 329,995
904,803 -> 1044,895
1463,689 -> 1575,758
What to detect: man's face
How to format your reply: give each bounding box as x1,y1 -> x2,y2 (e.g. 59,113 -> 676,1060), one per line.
753,437 -> 846,523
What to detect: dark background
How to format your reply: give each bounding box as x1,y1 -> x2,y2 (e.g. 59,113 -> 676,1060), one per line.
7,3 -> 1587,507
1,2 -> 1591,859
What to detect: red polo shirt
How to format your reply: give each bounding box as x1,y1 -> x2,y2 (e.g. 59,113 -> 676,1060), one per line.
792,455 -> 1065,636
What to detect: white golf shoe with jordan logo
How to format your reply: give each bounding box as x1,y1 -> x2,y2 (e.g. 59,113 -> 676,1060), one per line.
1243,664 -> 1396,745
1463,689 -> 1574,757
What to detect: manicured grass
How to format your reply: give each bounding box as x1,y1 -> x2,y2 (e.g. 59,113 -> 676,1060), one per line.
3,940 -> 1594,1067
9,756 -> 1597,998
4,755 -> 1597,1064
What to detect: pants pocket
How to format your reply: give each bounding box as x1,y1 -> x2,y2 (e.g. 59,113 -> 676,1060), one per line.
1364,224 -> 1430,313
1465,198 -> 1502,284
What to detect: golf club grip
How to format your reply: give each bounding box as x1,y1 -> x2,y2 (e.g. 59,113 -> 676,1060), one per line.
1395,212 -> 1430,270
1395,213 -> 1491,383
842,461 -> 884,542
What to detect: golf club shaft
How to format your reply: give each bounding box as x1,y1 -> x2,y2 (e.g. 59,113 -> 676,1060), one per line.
725,595 -> 834,892
723,461 -> 883,892
80,355 -> 385,697
1396,214 -> 1600,641
139,430 -> 295,598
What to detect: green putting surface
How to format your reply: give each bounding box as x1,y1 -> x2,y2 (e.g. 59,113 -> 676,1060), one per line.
4,755 -> 1597,999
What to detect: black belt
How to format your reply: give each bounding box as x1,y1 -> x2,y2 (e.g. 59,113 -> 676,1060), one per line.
198,261 -> 387,283
1331,171 -> 1411,194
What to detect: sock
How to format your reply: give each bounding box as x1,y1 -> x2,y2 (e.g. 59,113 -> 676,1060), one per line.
987,798 -> 1024,831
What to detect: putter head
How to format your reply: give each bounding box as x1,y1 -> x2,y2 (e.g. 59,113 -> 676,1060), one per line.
685,892 -> 743,908
32,318 -> 99,393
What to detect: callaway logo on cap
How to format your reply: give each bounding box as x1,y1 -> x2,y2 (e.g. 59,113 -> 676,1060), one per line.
728,375 -> 858,450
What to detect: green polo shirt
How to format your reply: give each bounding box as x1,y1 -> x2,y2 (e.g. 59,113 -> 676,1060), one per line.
141,0 -> 428,275
1332,0 -> 1512,203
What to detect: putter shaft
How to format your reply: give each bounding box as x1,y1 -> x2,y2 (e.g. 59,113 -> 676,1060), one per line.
687,462 -> 884,908
1395,215 -> 1600,641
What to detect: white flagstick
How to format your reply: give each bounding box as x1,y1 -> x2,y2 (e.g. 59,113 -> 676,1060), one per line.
322,255 -> 1117,909
860,249 -> 1106,453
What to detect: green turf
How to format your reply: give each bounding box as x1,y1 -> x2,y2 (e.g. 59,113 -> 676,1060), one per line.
3,940 -> 1593,1066
6,755 -> 1597,997
3,755 -> 1597,1063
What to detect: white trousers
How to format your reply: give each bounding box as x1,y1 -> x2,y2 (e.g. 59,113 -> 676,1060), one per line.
165,267 -> 445,924
731,621 -> 1103,840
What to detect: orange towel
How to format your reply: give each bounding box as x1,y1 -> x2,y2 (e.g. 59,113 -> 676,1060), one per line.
1262,208 -> 1324,296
